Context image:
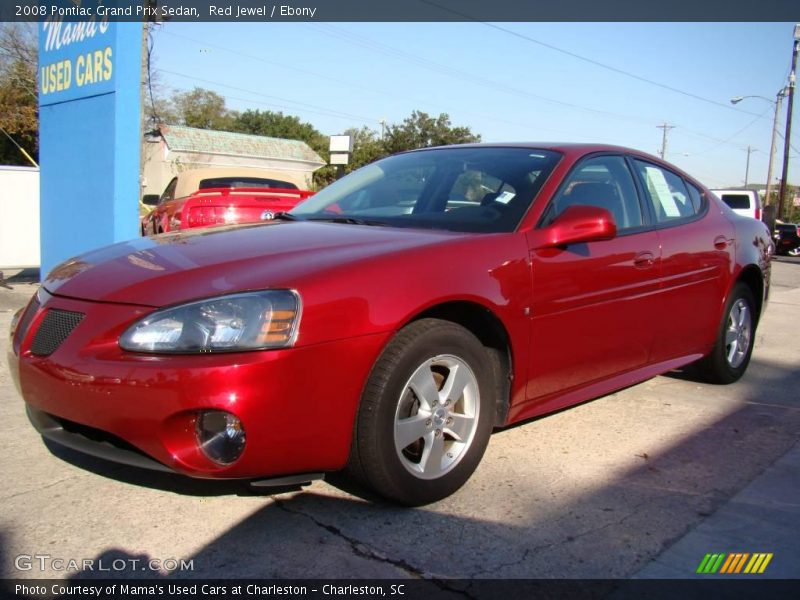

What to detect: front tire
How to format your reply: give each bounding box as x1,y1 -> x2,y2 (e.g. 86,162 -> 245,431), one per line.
696,283 -> 756,384
349,319 -> 494,505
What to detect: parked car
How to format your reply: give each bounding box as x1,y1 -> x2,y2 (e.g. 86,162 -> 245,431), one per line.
709,189 -> 763,221
774,222 -> 800,256
141,168 -> 314,235
9,144 -> 772,505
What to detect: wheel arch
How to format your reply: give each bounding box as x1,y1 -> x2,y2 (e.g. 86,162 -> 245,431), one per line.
405,300 -> 513,427
734,264 -> 765,325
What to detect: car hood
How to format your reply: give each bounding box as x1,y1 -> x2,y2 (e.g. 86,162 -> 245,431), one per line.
44,221 -> 472,306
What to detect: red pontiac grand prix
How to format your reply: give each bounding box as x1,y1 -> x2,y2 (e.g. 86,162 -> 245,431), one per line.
8,144 -> 772,505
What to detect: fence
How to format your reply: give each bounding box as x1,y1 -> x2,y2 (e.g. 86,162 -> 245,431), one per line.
0,166 -> 40,269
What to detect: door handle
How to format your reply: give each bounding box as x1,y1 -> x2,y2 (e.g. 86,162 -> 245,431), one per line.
634,251 -> 655,268
714,236 -> 733,250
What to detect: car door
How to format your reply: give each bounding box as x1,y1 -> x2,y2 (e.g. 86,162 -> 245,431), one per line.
525,154 -> 661,401
630,159 -> 735,361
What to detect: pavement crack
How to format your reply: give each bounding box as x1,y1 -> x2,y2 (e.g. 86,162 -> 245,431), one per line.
0,474 -> 81,502
470,501 -> 651,578
271,497 -> 477,599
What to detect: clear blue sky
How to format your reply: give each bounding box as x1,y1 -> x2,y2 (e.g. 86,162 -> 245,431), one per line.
152,22 -> 799,189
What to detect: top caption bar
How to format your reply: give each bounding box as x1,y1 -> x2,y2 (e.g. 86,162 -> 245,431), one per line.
3,0 -> 800,22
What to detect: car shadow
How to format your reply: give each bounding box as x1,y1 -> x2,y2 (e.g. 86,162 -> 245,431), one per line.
0,355 -> 785,584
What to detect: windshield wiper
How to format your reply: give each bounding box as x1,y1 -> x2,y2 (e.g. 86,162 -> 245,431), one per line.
307,216 -> 387,226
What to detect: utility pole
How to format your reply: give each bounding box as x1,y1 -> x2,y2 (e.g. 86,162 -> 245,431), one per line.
743,146 -> 756,187
778,25 -> 800,221
657,122 -> 675,160
765,89 -> 787,206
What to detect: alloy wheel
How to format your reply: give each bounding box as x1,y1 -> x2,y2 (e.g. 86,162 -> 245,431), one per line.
393,355 -> 480,480
725,299 -> 752,369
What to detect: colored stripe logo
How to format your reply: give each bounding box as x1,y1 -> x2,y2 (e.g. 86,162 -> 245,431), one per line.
696,553 -> 773,574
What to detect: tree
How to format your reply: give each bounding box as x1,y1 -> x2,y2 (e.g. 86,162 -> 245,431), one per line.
232,109 -> 336,188
343,126 -> 386,172
170,87 -> 236,130
0,23 -> 38,166
383,110 -> 480,155
233,109 -> 321,142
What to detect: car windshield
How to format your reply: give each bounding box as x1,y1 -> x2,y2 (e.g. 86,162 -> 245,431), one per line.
291,147 -> 561,233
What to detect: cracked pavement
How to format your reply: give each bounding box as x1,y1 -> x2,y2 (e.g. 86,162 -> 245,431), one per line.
1,258 -> 799,582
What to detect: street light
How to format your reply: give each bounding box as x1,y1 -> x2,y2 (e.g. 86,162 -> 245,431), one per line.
730,90 -> 787,208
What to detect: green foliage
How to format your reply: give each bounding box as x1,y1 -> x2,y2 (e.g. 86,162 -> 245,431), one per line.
0,23 -> 38,166
383,110 -> 480,155
234,109 -> 319,142
170,87 -> 235,130
343,126 -> 386,173
781,185 -> 799,223
154,85 -> 482,190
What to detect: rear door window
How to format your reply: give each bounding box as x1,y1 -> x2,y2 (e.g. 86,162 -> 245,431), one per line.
632,160 -> 701,224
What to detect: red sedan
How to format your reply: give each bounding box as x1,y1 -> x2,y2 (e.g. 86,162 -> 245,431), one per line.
8,144 -> 772,505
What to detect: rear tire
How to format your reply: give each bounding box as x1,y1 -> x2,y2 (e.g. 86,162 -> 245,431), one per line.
696,283 -> 756,384
348,319 -> 494,506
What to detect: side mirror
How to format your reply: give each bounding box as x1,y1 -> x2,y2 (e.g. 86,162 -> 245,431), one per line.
537,205 -> 617,248
141,194 -> 160,206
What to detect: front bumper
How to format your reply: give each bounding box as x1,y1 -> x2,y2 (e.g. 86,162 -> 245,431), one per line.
9,292 -> 390,479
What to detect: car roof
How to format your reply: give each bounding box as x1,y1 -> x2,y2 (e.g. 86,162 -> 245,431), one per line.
406,142 -> 665,163
402,142 -> 705,187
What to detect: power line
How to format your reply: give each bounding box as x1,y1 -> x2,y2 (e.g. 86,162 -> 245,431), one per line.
159,29 -> 619,139
160,69 -> 383,124
419,1 -> 765,118
309,23 -> 778,157
159,24 -> 778,160
679,106 -> 772,157
161,30 -> 552,134
309,23 -> 660,127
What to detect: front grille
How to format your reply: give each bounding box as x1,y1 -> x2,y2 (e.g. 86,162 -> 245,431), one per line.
30,309 -> 84,356
12,294 -> 40,354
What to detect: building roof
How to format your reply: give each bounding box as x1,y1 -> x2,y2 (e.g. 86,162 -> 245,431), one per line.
159,124 -> 325,166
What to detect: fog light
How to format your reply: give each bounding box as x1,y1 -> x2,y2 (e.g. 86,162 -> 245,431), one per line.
196,411 -> 246,465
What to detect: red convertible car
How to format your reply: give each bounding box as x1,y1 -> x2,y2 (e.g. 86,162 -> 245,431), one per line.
8,144 -> 772,505
140,167 -> 314,235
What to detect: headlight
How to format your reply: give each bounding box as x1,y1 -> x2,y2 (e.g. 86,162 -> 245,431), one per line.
119,290 -> 300,354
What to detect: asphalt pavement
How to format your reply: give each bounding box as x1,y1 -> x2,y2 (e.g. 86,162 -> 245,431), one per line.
0,258 -> 798,586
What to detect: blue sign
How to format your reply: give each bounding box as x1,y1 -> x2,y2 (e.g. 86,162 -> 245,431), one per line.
38,8 -> 142,278
39,17 -> 117,105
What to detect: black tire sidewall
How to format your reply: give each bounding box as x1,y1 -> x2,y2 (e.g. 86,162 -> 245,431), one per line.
357,320 -> 494,506
706,283 -> 757,384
